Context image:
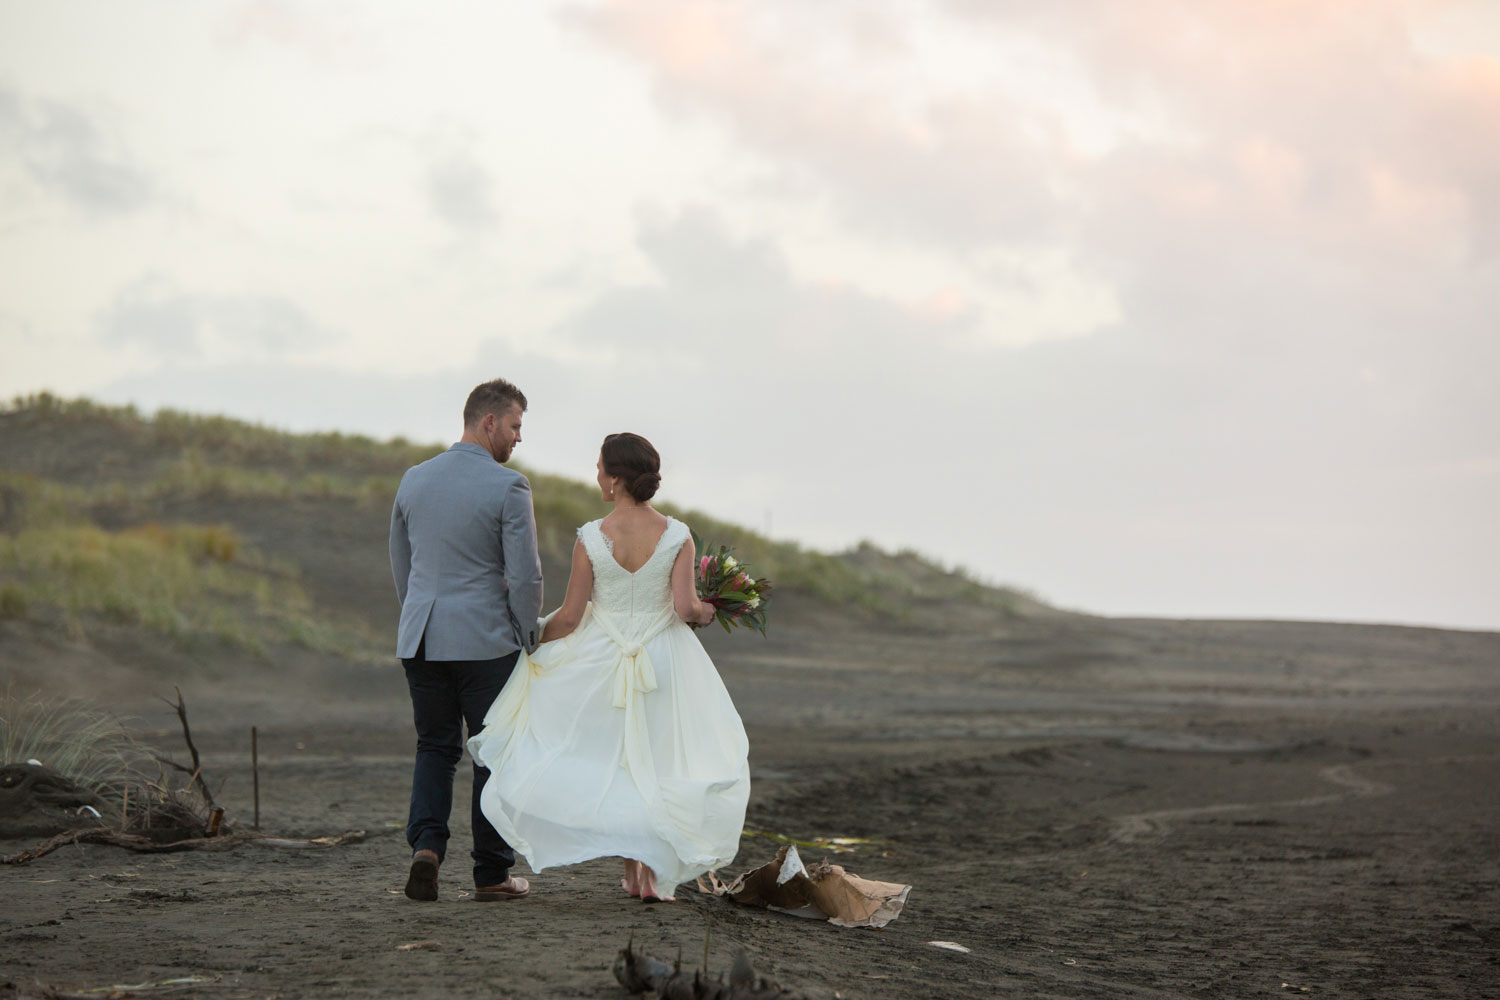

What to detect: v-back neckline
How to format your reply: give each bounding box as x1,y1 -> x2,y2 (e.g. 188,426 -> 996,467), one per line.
597,517 -> 673,575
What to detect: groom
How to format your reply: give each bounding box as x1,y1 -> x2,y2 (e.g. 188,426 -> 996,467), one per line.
389,377 -> 543,902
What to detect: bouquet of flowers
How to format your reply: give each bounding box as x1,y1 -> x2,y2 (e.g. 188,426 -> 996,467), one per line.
692,531 -> 772,635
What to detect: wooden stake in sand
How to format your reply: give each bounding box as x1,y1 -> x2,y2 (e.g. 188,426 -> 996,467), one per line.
251,726 -> 260,830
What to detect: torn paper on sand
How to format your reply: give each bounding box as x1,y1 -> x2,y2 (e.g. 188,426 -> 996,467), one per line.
697,844 -> 911,928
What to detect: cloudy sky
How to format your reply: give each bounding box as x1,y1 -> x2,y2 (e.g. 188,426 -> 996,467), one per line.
3,0 -> 1497,630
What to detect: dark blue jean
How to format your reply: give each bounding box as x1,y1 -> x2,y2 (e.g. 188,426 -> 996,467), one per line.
402,637 -> 518,887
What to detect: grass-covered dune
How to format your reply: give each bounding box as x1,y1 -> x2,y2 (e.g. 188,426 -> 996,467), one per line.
0,392 -> 1050,660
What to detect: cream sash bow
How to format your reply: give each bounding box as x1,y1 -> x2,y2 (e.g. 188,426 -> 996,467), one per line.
590,604 -> 679,710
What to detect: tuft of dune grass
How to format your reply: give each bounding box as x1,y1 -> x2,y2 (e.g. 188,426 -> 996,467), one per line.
0,687 -> 152,806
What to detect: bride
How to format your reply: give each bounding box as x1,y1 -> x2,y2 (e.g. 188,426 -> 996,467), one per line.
467,432 -> 751,902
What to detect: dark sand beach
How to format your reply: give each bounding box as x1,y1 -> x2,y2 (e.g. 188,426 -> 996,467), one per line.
5,609 -> 1498,999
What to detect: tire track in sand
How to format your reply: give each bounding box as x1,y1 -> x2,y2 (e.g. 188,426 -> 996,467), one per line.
1109,762 -> 1395,845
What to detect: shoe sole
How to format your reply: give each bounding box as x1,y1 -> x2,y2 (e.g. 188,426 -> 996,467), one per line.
473,888 -> 529,901
473,878 -> 529,902
405,857 -> 439,901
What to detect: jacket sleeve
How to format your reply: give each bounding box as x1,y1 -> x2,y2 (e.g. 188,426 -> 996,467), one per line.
389,487 -> 411,606
501,476 -> 544,652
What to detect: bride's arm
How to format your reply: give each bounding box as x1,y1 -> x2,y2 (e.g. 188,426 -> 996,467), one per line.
670,536 -> 715,626
541,539 -> 593,642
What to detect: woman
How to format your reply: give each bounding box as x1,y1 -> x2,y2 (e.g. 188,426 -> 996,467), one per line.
467,432 -> 751,902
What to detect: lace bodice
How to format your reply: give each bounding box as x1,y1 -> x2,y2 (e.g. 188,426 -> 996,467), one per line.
578,517 -> 690,623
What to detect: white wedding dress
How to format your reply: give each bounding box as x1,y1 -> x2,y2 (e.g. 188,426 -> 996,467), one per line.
466,516 -> 750,890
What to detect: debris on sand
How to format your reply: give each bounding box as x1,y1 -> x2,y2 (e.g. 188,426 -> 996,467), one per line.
697,844 -> 911,929
1,688 -> 367,864
0,687 -> 218,844
614,939 -> 805,998
927,941 -> 971,953
2,974 -> 217,999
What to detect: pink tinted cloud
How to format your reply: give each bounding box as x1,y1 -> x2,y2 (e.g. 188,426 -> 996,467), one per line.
949,0 -> 1500,256
569,0 -> 1068,247
220,0 -> 366,66
576,0 -> 1498,260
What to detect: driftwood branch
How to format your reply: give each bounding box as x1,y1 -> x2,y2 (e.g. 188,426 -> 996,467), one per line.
5,975 -> 217,999
1,828 -> 365,865
160,686 -> 213,808
149,754 -> 196,776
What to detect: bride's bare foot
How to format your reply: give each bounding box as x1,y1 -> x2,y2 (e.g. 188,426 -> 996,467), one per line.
637,864 -> 675,903
620,859 -> 643,897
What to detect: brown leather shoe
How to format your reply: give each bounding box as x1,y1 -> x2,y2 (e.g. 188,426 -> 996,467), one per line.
473,876 -> 530,901
405,849 -> 440,901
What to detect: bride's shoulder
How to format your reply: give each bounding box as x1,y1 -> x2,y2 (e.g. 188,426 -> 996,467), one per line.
575,518 -> 605,543
662,515 -> 692,547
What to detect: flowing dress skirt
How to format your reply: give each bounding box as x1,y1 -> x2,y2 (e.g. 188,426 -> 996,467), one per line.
467,603 -> 750,889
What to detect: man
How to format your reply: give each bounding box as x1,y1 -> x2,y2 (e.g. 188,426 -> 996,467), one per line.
389,378 -> 543,902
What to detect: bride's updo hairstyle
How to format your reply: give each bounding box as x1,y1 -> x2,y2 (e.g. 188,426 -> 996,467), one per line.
601,432 -> 662,503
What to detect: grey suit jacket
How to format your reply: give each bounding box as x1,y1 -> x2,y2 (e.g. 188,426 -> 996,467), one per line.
389,442 -> 544,660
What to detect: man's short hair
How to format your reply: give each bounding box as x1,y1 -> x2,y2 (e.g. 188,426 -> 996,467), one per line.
463,378 -> 527,427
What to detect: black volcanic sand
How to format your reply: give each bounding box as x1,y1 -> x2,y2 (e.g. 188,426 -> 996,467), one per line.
2,614 -> 1498,999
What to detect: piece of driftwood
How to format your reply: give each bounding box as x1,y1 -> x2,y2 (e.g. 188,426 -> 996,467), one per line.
0,827 -> 366,865
613,939 -> 804,999
119,687 -> 224,842
151,687 -> 215,809
3,973 -> 215,999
